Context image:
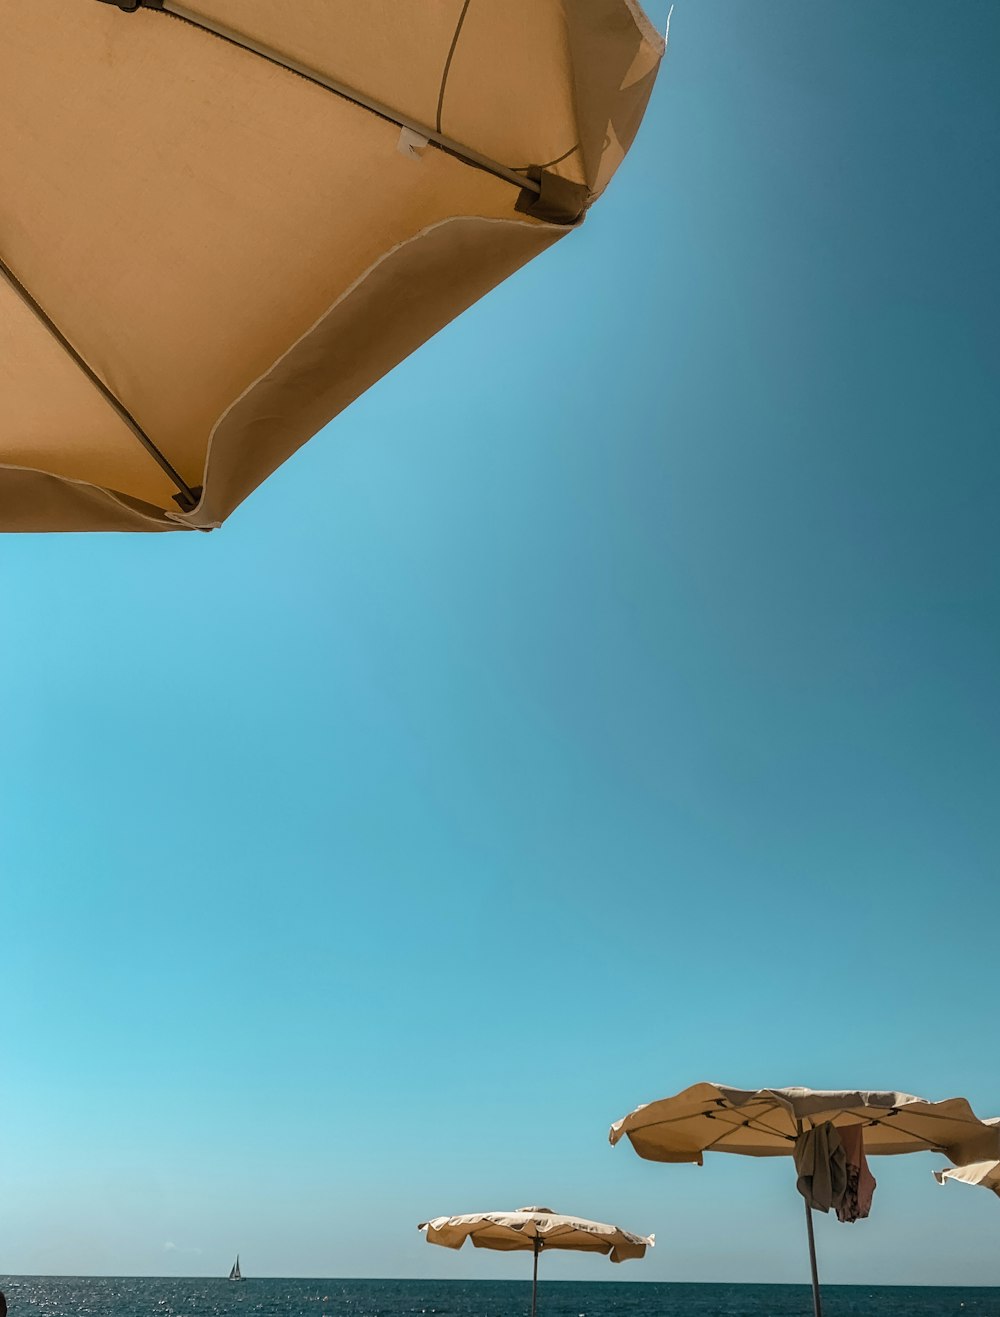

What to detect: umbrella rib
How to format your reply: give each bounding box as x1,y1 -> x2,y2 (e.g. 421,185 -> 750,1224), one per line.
709,1100 -> 794,1140
732,1113 -> 798,1143
821,1107 -> 893,1130
626,1110 -> 727,1132
885,1107 -> 989,1128
153,2 -> 544,198
630,1103 -> 795,1148
701,1107 -> 797,1151
0,251 -> 200,511
820,1105 -> 981,1147
861,1114 -> 945,1151
700,1116 -> 752,1153
789,1105 -> 982,1152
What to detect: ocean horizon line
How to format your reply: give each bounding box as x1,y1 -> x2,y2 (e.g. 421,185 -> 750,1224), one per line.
3,1275 -> 998,1289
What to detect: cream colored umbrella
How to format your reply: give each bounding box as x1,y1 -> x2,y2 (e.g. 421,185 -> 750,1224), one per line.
418,1206 -> 652,1317
935,1160 -> 1000,1197
1,1 -> 666,532
610,1083 -> 1000,1317
934,1120 -> 1000,1198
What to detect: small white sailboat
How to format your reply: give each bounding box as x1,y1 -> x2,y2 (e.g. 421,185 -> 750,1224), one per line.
228,1255 -> 242,1282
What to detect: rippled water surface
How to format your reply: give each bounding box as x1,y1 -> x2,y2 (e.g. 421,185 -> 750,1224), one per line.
2,1278 -> 998,1317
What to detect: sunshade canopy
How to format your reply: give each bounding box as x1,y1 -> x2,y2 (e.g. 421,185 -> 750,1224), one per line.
934,1121 -> 1000,1198
2,1 -> 665,531
609,1083 -> 1000,1167
934,1161 -> 1000,1197
419,1207 -> 652,1263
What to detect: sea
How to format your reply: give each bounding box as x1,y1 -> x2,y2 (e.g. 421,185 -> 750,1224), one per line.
1,1279 -> 998,1317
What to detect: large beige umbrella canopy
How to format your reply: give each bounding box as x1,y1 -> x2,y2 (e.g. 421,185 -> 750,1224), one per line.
1,1 -> 665,532
419,1206 -> 652,1317
610,1083 -> 1000,1317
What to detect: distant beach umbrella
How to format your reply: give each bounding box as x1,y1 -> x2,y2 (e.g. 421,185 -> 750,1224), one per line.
418,1206 -> 652,1317
610,1083 -> 1000,1317
1,2 -> 666,532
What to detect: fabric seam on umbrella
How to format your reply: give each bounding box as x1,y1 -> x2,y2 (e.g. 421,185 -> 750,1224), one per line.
0,460 -> 195,530
435,0 -> 472,135
508,143 -> 582,174
169,213 -> 562,528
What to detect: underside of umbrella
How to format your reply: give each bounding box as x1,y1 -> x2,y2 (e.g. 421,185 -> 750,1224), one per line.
2,1 -> 665,531
609,1082 -> 1000,1165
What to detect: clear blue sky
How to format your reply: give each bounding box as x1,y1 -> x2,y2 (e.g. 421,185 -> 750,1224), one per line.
2,0 -> 998,1288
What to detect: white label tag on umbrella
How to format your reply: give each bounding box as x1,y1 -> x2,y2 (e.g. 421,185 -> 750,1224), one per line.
397,127 -> 430,161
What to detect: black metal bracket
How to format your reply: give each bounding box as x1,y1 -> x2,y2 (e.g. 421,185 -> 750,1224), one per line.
94,0 -> 164,11
515,170 -> 589,226
172,485 -> 203,513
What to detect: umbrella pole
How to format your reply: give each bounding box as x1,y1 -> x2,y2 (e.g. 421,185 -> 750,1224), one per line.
803,1198 -> 823,1317
795,1119 -> 823,1317
531,1239 -> 540,1317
